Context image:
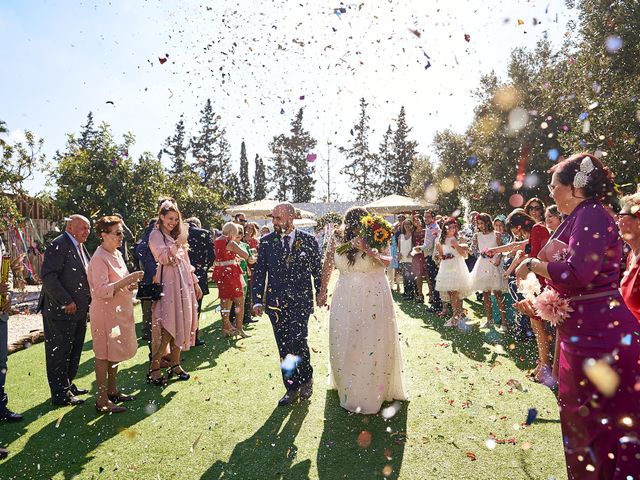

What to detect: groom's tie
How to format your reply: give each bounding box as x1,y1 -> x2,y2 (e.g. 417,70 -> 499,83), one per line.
283,235 -> 291,257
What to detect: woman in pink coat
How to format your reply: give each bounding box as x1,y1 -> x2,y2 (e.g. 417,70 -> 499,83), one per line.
87,216 -> 144,413
148,200 -> 202,385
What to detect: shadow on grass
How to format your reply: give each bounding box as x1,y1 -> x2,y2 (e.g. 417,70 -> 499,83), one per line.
394,292 -> 542,373
200,402 -> 311,479
0,361 -> 177,479
317,391 -> 408,479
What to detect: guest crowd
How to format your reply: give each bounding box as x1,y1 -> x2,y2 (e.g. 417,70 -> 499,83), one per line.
1,152 -> 640,478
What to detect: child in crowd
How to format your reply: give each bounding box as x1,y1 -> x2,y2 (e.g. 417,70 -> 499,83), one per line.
435,218 -> 472,327
470,213 -> 508,330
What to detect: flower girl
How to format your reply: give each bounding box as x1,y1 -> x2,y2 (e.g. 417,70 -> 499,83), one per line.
435,218 -> 472,327
470,213 -> 508,329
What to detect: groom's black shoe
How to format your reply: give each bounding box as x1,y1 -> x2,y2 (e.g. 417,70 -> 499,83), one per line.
299,381 -> 313,401
277,389 -> 299,407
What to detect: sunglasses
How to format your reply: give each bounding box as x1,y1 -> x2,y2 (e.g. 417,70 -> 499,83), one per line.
109,230 -> 124,237
616,213 -> 638,219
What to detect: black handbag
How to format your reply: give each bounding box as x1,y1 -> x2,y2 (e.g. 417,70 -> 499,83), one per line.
136,265 -> 164,301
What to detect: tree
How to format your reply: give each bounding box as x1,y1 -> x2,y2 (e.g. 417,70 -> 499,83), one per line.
406,154 -> 436,201
267,108 -> 317,202
268,134 -> 288,200
235,141 -> 252,204
253,153 -> 266,201
286,108 -> 317,202
340,98 -> 379,201
377,125 -> 396,196
78,112 -> 98,151
160,119 -> 190,174
190,99 -> 235,201
390,107 -> 418,195
1,119 -> 47,229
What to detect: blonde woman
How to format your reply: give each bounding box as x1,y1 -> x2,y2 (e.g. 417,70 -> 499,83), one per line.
212,222 -> 255,337
148,201 -> 202,385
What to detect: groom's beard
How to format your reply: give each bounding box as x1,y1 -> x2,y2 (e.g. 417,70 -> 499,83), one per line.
273,221 -> 292,236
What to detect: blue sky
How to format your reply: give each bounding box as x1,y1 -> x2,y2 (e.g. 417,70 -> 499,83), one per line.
0,0 -> 577,200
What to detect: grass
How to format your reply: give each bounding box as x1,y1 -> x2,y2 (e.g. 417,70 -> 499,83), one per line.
1,283 -> 567,480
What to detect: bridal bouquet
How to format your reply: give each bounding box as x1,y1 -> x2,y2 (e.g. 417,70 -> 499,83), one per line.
336,214 -> 392,255
518,273 -> 573,326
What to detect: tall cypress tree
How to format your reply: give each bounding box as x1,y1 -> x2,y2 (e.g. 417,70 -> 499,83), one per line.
340,98 -> 379,201
160,119 -> 189,174
235,140 -> 252,204
253,153 -> 266,201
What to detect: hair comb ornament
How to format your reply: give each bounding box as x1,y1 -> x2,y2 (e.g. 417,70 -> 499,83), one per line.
573,156 -> 595,189
160,200 -> 175,210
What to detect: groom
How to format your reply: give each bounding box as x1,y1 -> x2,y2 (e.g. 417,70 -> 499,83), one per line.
252,202 -> 323,406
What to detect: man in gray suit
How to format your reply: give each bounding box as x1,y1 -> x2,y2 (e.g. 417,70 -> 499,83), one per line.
38,215 -> 92,406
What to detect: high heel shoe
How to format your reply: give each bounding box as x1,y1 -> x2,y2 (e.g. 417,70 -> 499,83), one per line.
167,364 -> 190,381
146,368 -> 166,386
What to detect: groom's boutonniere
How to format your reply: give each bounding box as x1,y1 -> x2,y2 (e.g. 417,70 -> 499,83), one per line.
293,238 -> 302,251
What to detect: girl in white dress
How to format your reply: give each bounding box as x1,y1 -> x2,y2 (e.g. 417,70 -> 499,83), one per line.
318,207 -> 408,414
470,213 -> 508,329
435,218 -> 472,327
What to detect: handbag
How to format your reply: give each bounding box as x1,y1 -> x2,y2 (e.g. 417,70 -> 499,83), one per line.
136,265 -> 164,301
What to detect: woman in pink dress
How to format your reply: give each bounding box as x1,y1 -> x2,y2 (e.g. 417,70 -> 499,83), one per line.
87,216 -> 144,413
516,153 -> 640,479
148,201 -> 202,385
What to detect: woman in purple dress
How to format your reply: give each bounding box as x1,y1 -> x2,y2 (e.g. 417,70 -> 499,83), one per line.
515,153 -> 640,479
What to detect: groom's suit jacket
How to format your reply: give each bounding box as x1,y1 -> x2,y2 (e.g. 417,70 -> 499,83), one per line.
252,229 -> 322,317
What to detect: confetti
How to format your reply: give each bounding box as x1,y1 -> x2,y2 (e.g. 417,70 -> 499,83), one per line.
381,401 -> 402,420
191,432 -> 203,453
583,358 -> 620,397
466,451 -> 477,461
55,413 -> 65,428
464,33 -> 471,42
357,430 -> 372,448
525,408 -> 538,425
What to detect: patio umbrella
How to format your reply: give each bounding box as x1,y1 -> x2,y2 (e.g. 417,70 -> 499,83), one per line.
226,200 -> 315,219
364,194 -> 434,215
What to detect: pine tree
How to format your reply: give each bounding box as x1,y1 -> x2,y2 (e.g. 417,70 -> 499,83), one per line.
286,108 -> 317,202
160,119 -> 190,174
268,134 -> 288,200
377,125 -> 396,196
235,140 -> 252,204
253,153 -> 266,201
190,99 -> 234,202
340,98 -> 379,201
78,112 -> 98,150
390,106 -> 418,195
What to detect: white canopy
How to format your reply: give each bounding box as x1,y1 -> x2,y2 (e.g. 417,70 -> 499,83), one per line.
226,200 -> 315,220
364,194 -> 435,215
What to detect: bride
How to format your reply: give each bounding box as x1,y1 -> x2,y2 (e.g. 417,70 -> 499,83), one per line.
317,207 -> 407,414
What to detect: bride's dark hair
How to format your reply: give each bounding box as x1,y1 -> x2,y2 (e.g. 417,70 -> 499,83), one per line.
337,206 -> 369,266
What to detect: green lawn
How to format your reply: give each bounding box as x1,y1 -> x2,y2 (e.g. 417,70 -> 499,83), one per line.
1,285 -> 567,479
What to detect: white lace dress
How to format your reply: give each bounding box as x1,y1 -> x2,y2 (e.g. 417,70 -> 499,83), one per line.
329,251 -> 408,414
435,237 -> 472,297
470,232 -> 507,292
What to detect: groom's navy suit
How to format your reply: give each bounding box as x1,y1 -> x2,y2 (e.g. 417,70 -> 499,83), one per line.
252,229 -> 322,392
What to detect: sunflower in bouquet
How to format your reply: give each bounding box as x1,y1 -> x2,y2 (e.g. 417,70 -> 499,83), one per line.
336,214 -> 393,255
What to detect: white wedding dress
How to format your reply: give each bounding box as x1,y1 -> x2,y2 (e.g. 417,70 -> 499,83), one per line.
329,251 -> 408,414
